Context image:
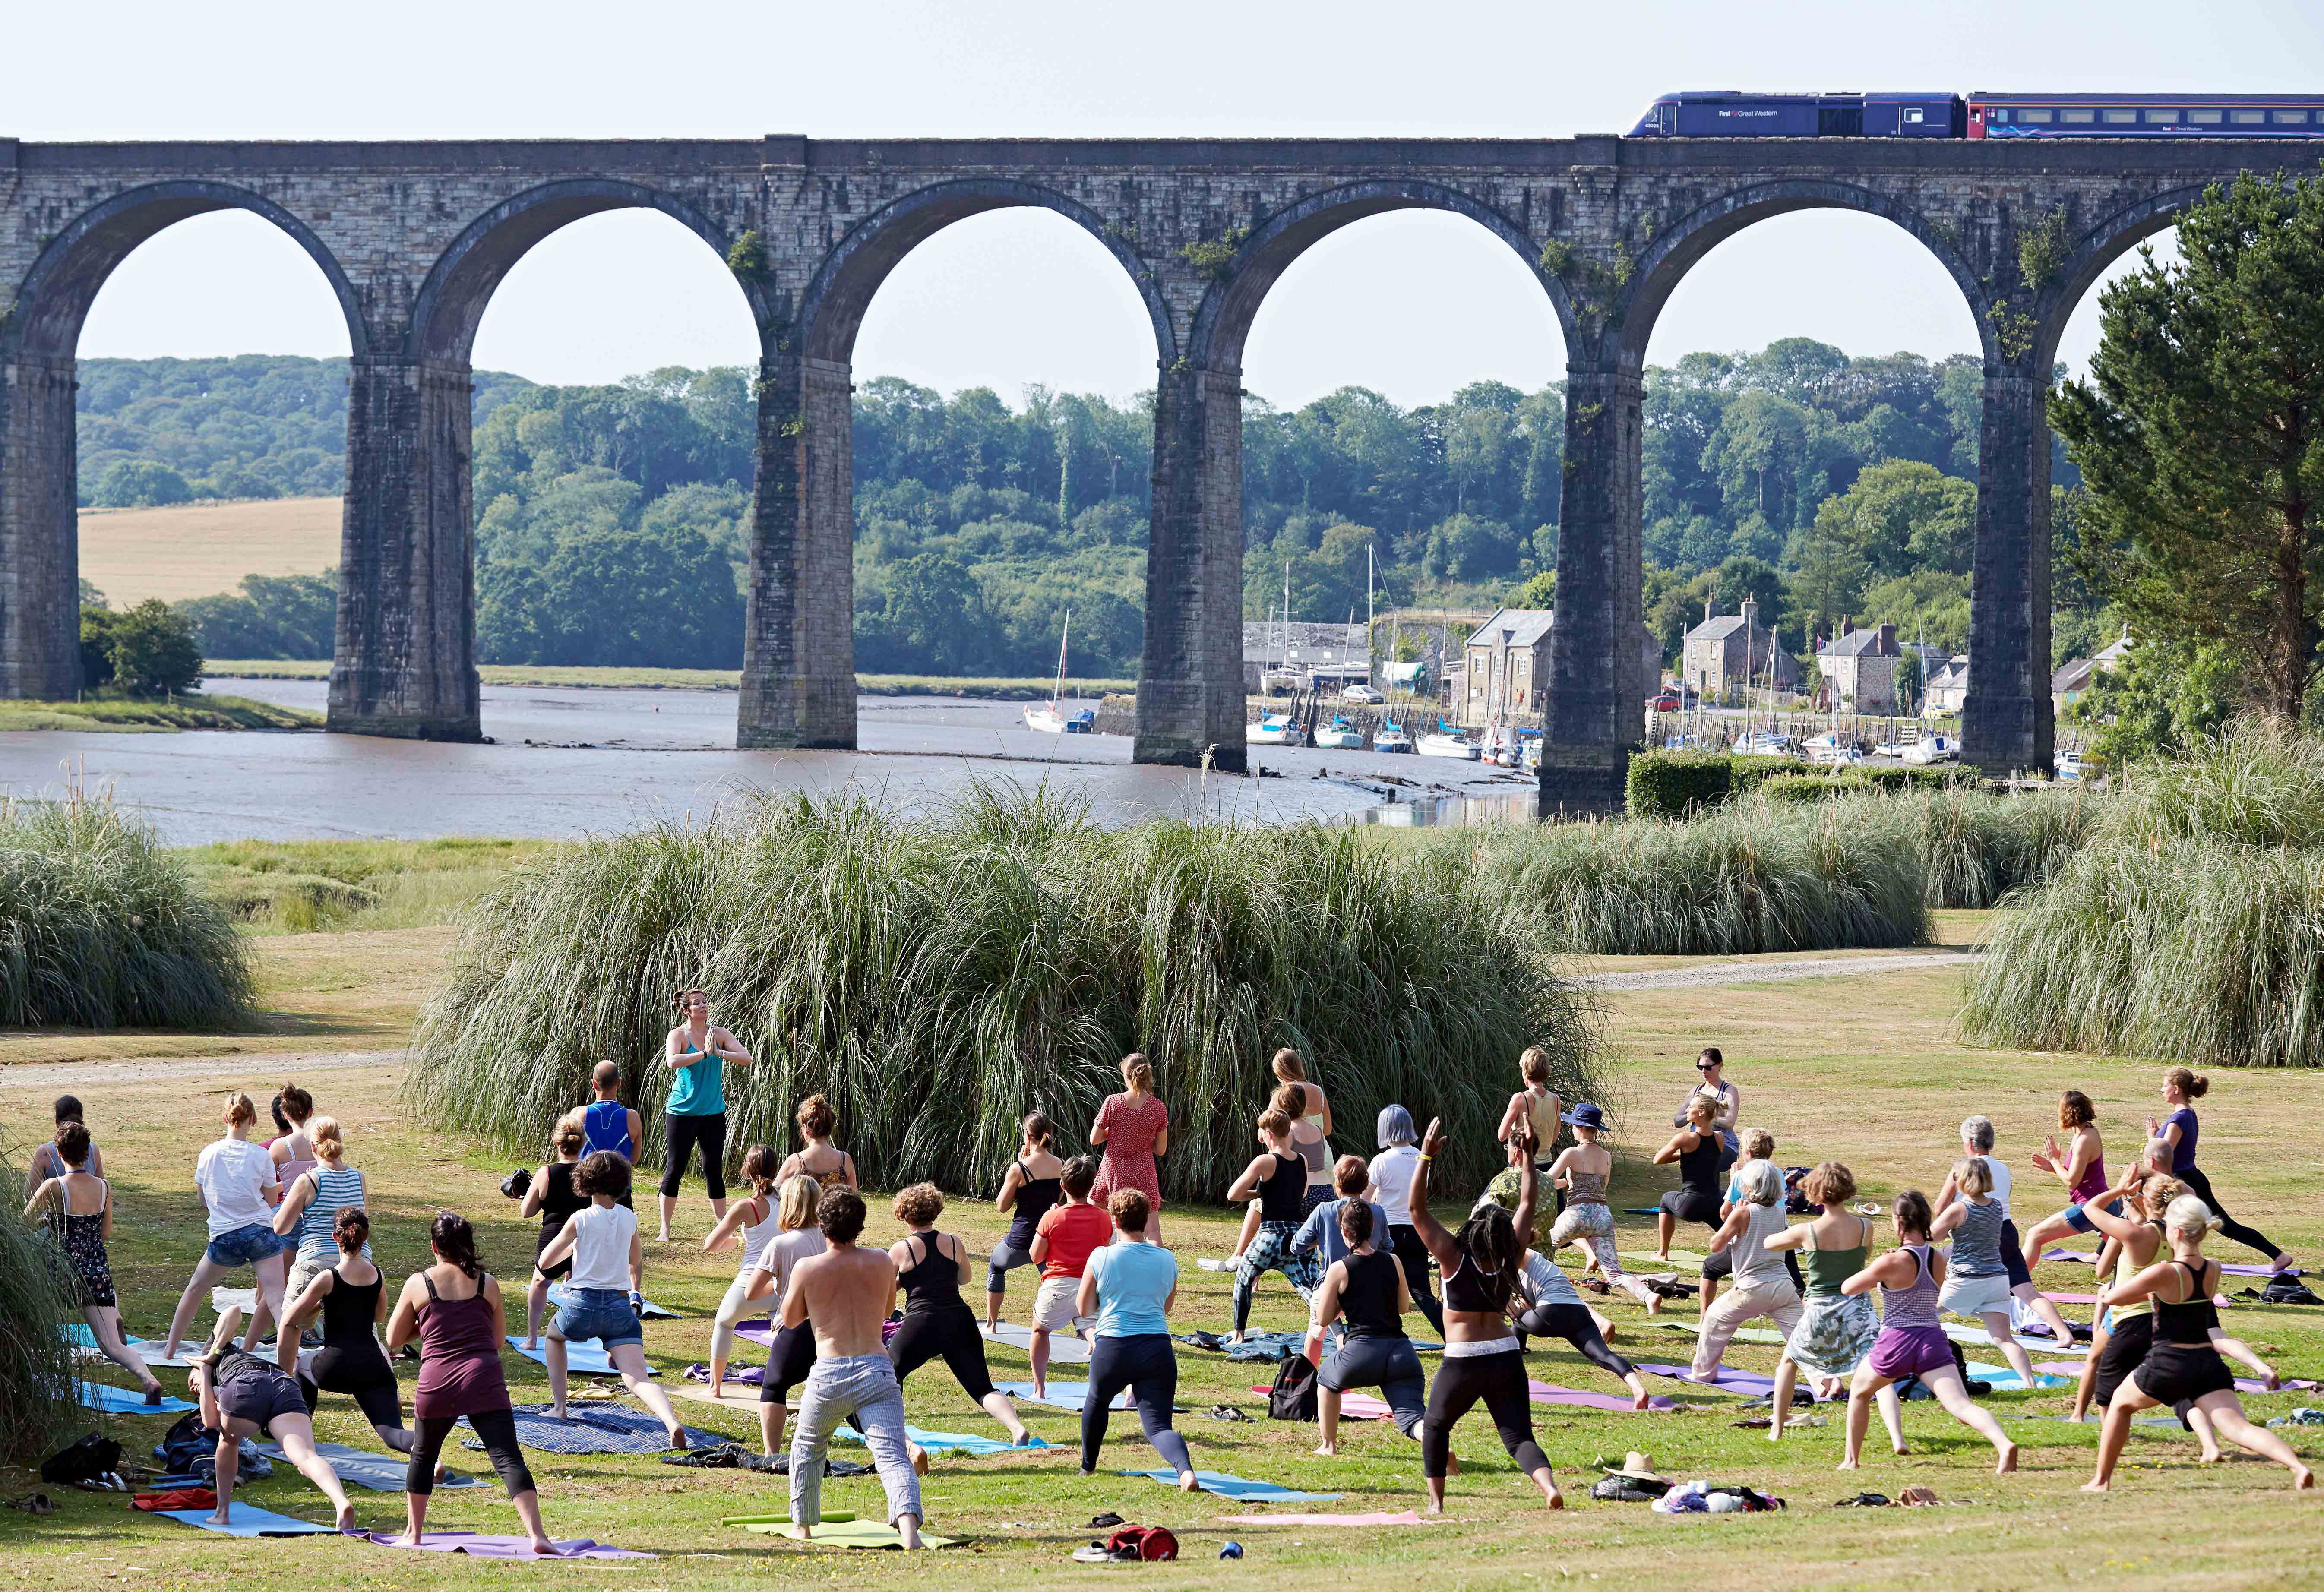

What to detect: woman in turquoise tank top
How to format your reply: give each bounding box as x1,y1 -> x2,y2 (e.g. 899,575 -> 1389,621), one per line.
657,989 -> 754,1242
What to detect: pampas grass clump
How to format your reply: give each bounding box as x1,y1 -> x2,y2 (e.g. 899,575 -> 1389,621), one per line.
405,789 -> 1600,1200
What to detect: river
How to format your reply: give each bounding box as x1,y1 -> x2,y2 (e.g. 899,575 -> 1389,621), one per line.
0,679 -> 1540,843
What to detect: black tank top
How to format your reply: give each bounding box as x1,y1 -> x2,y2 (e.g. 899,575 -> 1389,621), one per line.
2155,1259 -> 2218,1347
536,1161 -> 586,1247
1005,1162 -> 1062,1249
321,1263 -> 383,1349
1442,1251 -> 1512,1315
899,1230 -> 966,1315
1678,1129 -> 1722,1193
1258,1152 -> 1305,1223
1339,1250 -> 1407,1341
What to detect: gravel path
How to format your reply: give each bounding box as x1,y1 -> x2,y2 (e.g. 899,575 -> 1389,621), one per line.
0,1049 -> 404,1090
1572,951 -> 1980,992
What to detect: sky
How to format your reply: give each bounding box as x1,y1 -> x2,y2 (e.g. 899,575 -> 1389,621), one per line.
25,0 -> 2323,407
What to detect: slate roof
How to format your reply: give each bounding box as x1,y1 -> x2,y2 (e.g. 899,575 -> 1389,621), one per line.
1824,627 -> 1897,658
1464,609 -> 1556,650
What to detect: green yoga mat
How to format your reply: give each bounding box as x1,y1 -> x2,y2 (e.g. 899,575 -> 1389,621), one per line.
748,1519 -> 958,1549
721,1512 -> 854,1526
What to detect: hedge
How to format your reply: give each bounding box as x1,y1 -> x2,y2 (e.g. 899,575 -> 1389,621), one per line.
1625,752 -> 1734,818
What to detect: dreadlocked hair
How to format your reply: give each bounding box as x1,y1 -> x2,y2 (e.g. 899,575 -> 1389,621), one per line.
1453,1201 -> 1523,1313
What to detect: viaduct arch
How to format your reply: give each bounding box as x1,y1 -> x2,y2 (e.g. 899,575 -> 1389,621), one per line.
4,135 -> 2311,799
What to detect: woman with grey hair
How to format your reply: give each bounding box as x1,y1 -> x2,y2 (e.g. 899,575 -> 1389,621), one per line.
2084,1195 -> 2313,1492
1364,1106 -> 1442,1337
1930,1156 -> 2046,1391
1936,1114 -> 2075,1347
1688,1158 -> 1802,1379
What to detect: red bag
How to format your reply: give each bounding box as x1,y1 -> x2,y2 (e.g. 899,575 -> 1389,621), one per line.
133,1488 -> 217,1512
1106,1525 -> 1179,1561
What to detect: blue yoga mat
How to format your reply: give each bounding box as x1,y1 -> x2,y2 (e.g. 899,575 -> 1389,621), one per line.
469,1403 -> 721,1456
548,1283 -> 679,1320
835,1425 -> 1048,1458
1962,1361 -> 2069,1392
993,1381 -> 1141,1412
256,1438 -> 480,1491
79,1381 -> 195,1414
1126,1469 -> 1341,1502
156,1503 -> 339,1537
505,1336 -> 656,1378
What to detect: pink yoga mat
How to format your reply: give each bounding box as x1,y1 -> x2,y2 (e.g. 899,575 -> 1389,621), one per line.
1636,1361 -> 1779,1397
1529,1377 -> 1677,1411
1249,1384 -> 1392,1420
2034,1360 -> 2319,1396
363,1533 -> 653,1559
2044,1250 -> 2300,1279
1220,1511 -> 1428,1527
2044,1292 -> 2100,1305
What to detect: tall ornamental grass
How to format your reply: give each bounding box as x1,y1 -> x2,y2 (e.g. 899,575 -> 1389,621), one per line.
1894,786 -> 2097,909
0,1150 -> 87,1464
1960,719 -> 2324,1066
0,793 -> 252,1028
1454,793 -> 1931,955
406,789 -> 1599,1200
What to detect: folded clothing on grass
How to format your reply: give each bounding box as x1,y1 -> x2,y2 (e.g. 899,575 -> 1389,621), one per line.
364,1532 -> 654,1558
683,1361 -> 765,1385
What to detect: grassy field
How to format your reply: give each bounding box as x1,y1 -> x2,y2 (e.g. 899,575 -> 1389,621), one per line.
206,661 -> 1138,699
79,497 -> 342,606
0,694 -> 320,733
3,905 -> 2321,1588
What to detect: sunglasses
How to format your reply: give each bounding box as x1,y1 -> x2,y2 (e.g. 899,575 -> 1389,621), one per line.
1695,1063 -> 1717,1072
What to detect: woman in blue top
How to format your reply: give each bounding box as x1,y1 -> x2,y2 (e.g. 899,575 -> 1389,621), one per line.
658,990 -> 754,1242
2146,1067 -> 2292,1271
1073,1188 -> 1198,1491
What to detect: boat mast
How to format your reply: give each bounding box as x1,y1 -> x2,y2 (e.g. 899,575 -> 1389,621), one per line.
1053,610 -> 1071,708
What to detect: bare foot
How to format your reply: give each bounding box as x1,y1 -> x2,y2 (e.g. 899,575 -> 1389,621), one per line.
1634,1392 -> 1652,1412
1423,1500 -> 1446,1517
529,1534 -> 557,1554
522,1336 -> 539,1350
1892,1444 -> 1911,1457
336,1502 -> 358,1533
209,1510 -> 233,1526
1011,1429 -> 1035,1447
1836,1457 -> 1860,1472
2198,1449 -> 2224,1464
669,1426 -> 689,1451
1543,1487 -> 1564,1511
1646,1295 -> 1663,1317
399,1531 -> 427,1546
1313,1442 -> 1339,1457
1996,1443 -> 2019,1476
899,1522 -> 923,1551
1179,1470 -> 1202,1494
2270,1253 -> 2296,1274
2080,1479 -> 2110,1494
550,1405 -> 568,1421
1766,1424 -> 1784,1443
2294,1467 -> 2315,1491
911,1444 -> 930,1477
656,1230 -> 673,1244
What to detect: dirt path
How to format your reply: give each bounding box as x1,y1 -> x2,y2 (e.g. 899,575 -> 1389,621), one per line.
1572,950 -> 1979,992
0,1049 -> 403,1089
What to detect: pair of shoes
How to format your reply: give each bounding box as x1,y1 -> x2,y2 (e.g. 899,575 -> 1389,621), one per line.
1088,1511 -> 1126,1528
1206,1405 -> 1252,1422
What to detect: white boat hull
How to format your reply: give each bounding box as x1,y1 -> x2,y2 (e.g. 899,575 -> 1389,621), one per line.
1315,730 -> 1365,750
1417,734 -> 1479,760
1373,734 -> 1413,754
1247,724 -> 1300,745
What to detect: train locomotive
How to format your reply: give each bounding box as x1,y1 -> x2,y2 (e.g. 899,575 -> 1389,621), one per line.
1627,91 -> 2324,139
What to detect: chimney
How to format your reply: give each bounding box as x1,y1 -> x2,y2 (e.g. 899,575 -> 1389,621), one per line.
1878,622 -> 1895,652
1842,617 -> 1853,637
1740,597 -> 1757,630
1704,597 -> 1714,623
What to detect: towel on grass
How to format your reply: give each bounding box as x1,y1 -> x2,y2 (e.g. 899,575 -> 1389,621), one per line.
155,1503 -> 337,1537
1221,1510 -> 1427,1526
504,1336 -> 656,1378
79,1381 -> 195,1414
67,1326 -> 201,1371
1126,1469 -> 1341,1501
835,1425 -> 1047,1458
364,1532 -> 654,1558
1528,1379 -> 1676,1412
1655,1319 -> 1789,1346
548,1282 -> 677,1319
993,1381 -> 1150,1412
673,1383 -> 771,1413
1961,1361 -> 2068,1391
980,1320 -> 1093,1364
465,1403 -> 720,1456
254,1439 -> 478,1492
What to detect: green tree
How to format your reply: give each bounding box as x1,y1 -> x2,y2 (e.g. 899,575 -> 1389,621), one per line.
1508,571 -> 1557,610
2069,637 -> 2243,764
106,598 -> 203,695
79,606 -> 116,689
92,459 -> 193,508
2053,170 -> 2324,721
1814,458 -> 1977,579
177,572 -> 338,660
1787,498 -> 1869,644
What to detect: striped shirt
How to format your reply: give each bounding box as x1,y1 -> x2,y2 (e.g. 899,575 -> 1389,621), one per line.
297,1164 -> 369,1259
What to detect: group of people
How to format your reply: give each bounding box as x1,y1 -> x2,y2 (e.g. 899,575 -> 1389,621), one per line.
32,987 -> 2315,1552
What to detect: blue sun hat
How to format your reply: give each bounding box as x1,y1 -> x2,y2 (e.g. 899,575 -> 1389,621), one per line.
1562,1102 -> 1606,1131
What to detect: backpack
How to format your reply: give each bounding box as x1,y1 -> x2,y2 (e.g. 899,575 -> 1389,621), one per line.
1268,1352 -> 1318,1421
2240,1274 -> 2321,1306
40,1432 -> 122,1487
1106,1525 -> 1180,1561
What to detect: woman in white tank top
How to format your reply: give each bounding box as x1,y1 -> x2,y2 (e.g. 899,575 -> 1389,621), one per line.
701,1145 -> 785,1397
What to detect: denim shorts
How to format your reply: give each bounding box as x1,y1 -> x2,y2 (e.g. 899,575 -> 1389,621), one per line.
552,1287 -> 643,1349
206,1222 -> 286,1268
2062,1197 -> 2124,1236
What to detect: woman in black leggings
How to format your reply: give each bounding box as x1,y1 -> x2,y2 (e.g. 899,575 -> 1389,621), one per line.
1409,1119 -> 1560,1513
1652,1095 -> 1724,1261
277,1207 -> 437,1469
1074,1190 -> 1199,1490
658,988 -> 754,1242
2146,1067 -> 2295,1271
883,1184 -> 1034,1446
1309,1201 -> 1428,1452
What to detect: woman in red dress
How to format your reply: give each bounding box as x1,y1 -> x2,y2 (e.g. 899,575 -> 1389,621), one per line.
1089,1054 -> 1170,1245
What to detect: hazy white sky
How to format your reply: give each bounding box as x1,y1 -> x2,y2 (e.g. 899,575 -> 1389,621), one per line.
28,0 -> 2317,406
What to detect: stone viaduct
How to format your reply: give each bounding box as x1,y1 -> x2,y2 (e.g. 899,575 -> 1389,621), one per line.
3,133 -> 2315,808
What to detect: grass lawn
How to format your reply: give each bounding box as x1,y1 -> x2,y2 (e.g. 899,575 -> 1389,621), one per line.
0,694 -> 320,733
3,925 -> 2320,1587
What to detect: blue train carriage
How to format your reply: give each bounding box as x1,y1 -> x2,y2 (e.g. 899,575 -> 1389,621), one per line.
1967,93 -> 2324,137
1627,91 -> 1964,138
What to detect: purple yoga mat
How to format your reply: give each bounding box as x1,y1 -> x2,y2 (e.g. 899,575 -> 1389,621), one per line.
364,1532 -> 654,1560
1636,1361 -> 1781,1397
734,1319 -> 779,1349
2043,1250 -> 2299,1279
2034,1359 -> 2319,1396
1527,1379 -> 1676,1412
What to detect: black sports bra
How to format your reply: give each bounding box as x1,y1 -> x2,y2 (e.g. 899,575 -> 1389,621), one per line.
898,1231 -> 965,1314
2154,1258 -> 2219,1347
1442,1252 -> 1511,1315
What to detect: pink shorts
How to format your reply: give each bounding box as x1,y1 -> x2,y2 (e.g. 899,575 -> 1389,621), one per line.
1868,1324 -> 1953,1380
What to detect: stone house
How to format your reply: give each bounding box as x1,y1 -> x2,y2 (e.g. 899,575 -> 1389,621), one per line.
1681,599 -> 1801,701
1925,655 -> 1970,716
1460,608 -> 1659,727
1816,622 -> 1901,714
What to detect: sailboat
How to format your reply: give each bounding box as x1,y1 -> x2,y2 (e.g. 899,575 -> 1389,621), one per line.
1024,612 -> 1095,734
1417,719 -> 1480,759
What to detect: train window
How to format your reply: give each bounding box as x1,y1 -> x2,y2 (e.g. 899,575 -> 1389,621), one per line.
2062,108 -> 2096,123
2103,109 -> 2138,124
2018,108 -> 2052,123
2189,108 -> 2223,124
1987,107 -> 2009,122
1904,107 -> 1925,124
2232,109 -> 2266,125
2146,109 -> 2180,123
2276,110 -> 2311,124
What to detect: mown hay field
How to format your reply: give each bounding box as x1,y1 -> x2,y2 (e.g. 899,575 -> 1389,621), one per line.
78,496 -> 342,606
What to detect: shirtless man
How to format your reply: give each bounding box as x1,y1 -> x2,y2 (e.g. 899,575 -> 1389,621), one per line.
781,1188 -> 924,1548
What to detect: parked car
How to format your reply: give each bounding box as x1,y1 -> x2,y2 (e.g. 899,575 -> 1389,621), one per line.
1649,688 -> 1698,712
1341,683 -> 1385,704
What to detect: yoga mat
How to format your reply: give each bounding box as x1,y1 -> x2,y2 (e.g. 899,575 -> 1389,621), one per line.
1656,1319 -> 1788,1346
1221,1510 -> 1428,1527
684,1360 -> 764,1384
1637,1361 -> 1776,1397
1528,1379 -> 1677,1412
79,1381 -> 194,1414
1962,1361 -> 2068,1391
1127,1469 -> 1341,1501
504,1336 -> 656,1377
2044,1248 -> 2305,1280
762,1519 -> 958,1549
67,1325 -> 202,1370
721,1511 -> 855,1524
1623,1207 -> 1663,1216
980,1320 -> 1093,1364
834,1424 -> 1049,1457
1621,1250 -> 1707,1269
2044,1292 -> 2101,1305
254,1439 -> 478,1492
364,1532 -> 654,1558
1250,1384 -> 1392,1420
210,1287 -> 258,1314
548,1282 -> 678,1319
733,1318 -> 780,1349
156,1503 -> 338,1537
673,1384 -> 769,1413
468,1403 -> 719,1456
2034,1361 -> 2320,1396
993,1380 -> 1139,1412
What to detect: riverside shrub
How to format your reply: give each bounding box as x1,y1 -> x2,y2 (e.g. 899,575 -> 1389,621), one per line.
1625,752 -> 1733,818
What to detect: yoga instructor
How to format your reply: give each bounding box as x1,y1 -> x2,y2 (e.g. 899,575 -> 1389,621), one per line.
658,989 -> 753,1242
